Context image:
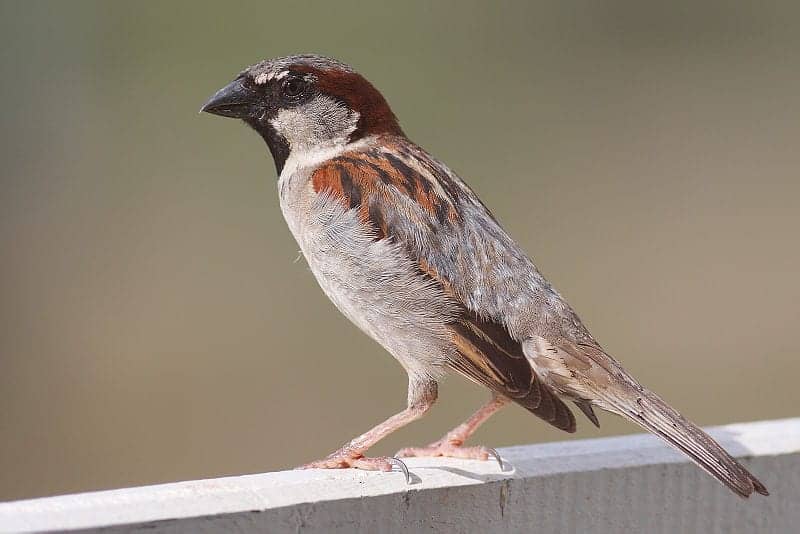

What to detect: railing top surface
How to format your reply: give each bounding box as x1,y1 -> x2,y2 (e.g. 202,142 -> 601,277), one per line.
1,418 -> 798,533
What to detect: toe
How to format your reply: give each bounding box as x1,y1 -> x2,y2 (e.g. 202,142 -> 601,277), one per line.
395,444 -> 499,462
446,445 -> 490,460
351,456 -> 394,472
396,446 -> 443,458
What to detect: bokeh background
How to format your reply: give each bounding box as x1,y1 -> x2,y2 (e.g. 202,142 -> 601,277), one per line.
1,1 -> 798,501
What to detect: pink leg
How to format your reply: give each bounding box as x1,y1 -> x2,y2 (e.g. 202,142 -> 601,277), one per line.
299,378 -> 437,477
396,393 -> 509,463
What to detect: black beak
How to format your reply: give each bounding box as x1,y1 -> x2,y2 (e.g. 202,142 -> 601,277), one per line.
200,78 -> 259,119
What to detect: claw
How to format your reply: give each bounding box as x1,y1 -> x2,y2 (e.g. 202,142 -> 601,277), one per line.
388,456 -> 412,484
486,448 -> 504,471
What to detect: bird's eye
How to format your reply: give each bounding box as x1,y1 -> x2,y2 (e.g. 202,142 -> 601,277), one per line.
281,77 -> 306,98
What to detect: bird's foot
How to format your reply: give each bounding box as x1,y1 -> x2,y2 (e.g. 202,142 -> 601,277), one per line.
297,450 -> 411,483
396,441 -> 504,470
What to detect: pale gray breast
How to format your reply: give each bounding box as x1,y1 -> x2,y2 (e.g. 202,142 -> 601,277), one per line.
277,171 -> 458,378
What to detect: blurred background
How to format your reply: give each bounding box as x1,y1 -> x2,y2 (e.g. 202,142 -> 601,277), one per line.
1,1 -> 798,501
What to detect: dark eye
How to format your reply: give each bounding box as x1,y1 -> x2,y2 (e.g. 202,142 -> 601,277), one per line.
281,77 -> 306,98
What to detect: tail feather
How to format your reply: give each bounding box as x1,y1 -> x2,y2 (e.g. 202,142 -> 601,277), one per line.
608,389 -> 768,498
575,400 -> 600,428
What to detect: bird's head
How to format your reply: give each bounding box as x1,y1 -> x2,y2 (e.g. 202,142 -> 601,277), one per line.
201,54 -> 402,174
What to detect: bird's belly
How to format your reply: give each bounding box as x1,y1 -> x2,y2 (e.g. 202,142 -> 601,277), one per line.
279,181 -> 456,377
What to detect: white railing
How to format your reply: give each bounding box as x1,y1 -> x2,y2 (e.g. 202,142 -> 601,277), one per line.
1,418 -> 797,533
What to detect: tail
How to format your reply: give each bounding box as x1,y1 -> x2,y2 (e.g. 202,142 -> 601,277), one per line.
607,388 -> 768,498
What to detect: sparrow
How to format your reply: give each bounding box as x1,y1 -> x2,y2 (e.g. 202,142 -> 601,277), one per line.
201,54 -> 768,498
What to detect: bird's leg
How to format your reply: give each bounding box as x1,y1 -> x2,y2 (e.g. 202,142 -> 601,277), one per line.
396,393 -> 509,464
299,378 -> 437,477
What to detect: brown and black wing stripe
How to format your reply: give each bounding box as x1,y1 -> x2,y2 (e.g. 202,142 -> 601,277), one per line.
311,157 -> 389,237
311,144 -> 464,230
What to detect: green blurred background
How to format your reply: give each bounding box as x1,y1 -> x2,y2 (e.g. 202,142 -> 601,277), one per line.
1,1 -> 798,501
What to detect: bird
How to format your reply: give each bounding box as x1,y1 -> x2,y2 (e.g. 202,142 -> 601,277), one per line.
201,54 -> 768,498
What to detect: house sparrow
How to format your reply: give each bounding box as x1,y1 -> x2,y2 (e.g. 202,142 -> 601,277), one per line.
201,54 -> 768,498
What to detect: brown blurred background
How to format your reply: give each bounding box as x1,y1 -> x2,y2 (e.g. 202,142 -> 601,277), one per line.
1,1 -> 798,501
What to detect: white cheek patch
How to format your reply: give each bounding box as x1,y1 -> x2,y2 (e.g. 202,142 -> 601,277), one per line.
270,95 -> 360,151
